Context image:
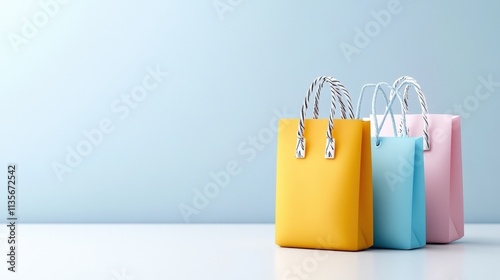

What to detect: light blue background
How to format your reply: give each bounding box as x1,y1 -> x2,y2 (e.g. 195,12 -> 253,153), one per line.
0,0 -> 498,223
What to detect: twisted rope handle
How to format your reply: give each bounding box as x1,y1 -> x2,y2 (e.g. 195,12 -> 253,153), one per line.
312,76 -> 354,119
392,76 -> 430,150
296,76 -> 352,159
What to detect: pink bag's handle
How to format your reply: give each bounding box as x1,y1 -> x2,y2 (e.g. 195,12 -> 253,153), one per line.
392,76 -> 430,151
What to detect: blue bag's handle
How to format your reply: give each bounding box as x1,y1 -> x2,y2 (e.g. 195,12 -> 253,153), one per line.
371,82 -> 408,147
356,83 -> 398,136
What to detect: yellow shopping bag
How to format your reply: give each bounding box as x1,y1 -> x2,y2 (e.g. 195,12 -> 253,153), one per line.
275,76 -> 373,251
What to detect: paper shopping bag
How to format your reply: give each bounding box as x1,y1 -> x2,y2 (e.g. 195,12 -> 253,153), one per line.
358,82 -> 426,249
275,76 -> 373,251
378,76 -> 464,243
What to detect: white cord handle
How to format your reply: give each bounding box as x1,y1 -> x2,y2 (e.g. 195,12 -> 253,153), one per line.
356,83 -> 398,136
371,82 -> 408,147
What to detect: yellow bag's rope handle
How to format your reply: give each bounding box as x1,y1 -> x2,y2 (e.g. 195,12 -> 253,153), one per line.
312,76 -> 354,120
296,76 -> 352,159
392,76 -> 430,151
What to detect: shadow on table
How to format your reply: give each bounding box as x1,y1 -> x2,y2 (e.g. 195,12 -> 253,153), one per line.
274,242 -> 465,280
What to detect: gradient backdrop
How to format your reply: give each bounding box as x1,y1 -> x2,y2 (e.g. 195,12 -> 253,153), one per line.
0,0 -> 498,223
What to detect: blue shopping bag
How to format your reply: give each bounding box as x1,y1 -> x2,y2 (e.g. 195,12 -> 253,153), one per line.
357,82 -> 426,249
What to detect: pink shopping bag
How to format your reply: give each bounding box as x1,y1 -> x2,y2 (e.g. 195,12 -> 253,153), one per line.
378,77 -> 464,243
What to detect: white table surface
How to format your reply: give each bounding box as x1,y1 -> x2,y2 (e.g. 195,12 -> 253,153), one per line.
0,224 -> 499,280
